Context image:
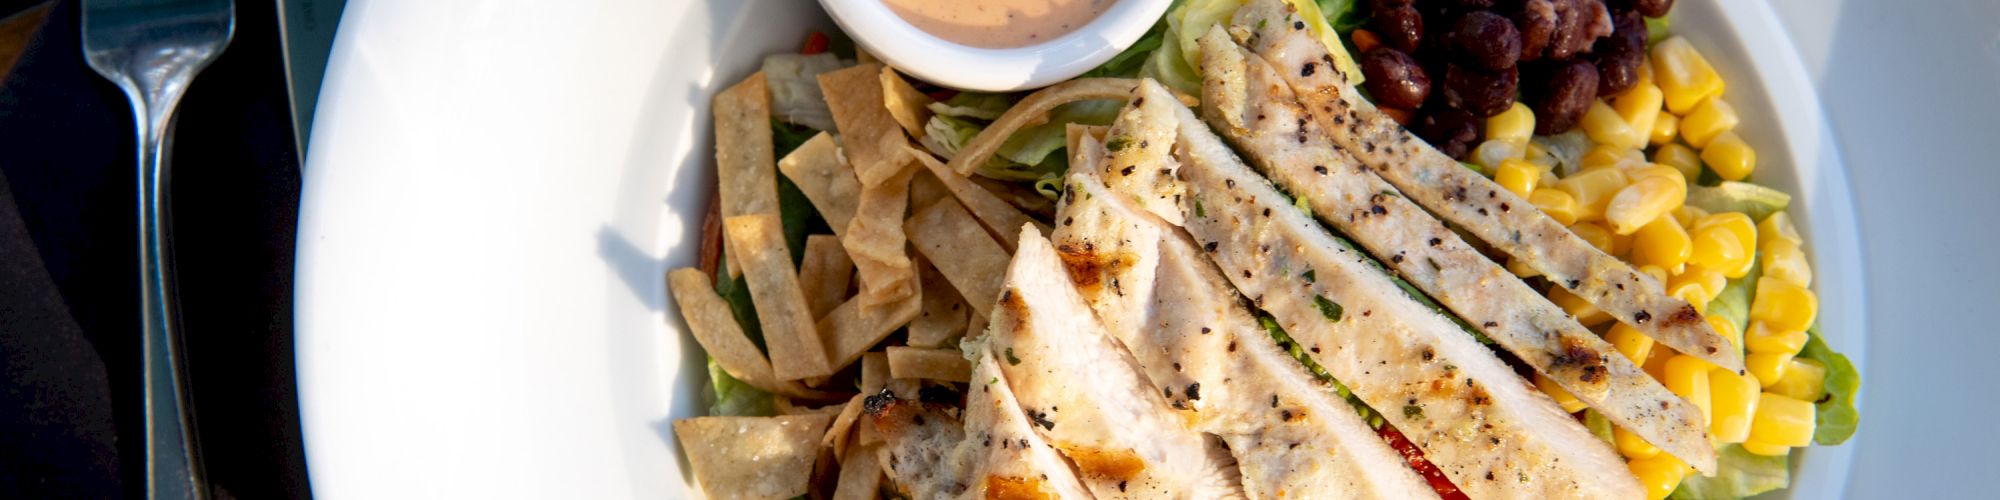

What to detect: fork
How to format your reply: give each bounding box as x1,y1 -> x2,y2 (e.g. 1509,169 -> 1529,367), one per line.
81,0 -> 234,498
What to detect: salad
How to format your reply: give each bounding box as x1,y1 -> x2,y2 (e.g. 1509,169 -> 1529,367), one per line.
666,0 -> 1859,499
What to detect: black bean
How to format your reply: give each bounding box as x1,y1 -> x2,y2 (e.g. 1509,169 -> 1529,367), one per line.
1547,0 -> 1587,60
1418,108 -> 1482,160
1443,63 -> 1519,118
1361,48 -> 1432,110
1452,10 -> 1522,70
1634,0 -> 1673,18
1592,30 -> 1645,96
1514,0 -> 1558,62
1530,59 -> 1599,134
1373,6 -> 1425,53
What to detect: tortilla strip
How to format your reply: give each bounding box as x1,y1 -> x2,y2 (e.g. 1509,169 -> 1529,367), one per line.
858,353 -> 890,446
906,260 -> 968,348
822,395 -> 866,457
904,198 -> 1010,322
910,148 -> 1047,252
668,267 -> 777,388
885,346 -> 972,382
908,169 -> 950,210
831,443 -> 884,500
946,77 -> 1198,176
1230,0 -> 1739,372
715,72 -> 777,280
1197,26 -> 1714,472
725,214 -> 834,381
777,132 -> 860,236
880,66 -> 934,138
843,160 -> 918,311
799,235 -> 854,319
818,278 -> 924,374
674,414 -> 833,500
820,63 -> 912,187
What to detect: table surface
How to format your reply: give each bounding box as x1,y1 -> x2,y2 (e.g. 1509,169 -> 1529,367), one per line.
1,0 -> 1994,498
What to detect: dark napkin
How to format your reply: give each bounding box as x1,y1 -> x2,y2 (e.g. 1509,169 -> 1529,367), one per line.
0,0 -> 309,498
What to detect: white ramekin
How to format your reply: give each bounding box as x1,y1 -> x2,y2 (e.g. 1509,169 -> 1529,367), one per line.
818,0 -> 1174,92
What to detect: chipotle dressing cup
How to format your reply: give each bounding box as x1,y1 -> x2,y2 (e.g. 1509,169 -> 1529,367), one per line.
818,0 -> 1174,92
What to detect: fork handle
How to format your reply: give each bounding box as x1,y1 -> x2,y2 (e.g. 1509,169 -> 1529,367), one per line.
128,84 -> 207,500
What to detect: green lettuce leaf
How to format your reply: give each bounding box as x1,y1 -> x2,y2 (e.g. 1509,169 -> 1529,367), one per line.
1082,0 -> 1178,79
1687,182 -> 1792,223
1707,256 -> 1762,336
707,358 -> 776,417
927,92 -> 1015,121
1318,0 -> 1366,32
1800,327 -> 1861,445
1668,444 -> 1790,499
996,99 -> 1124,167
1258,314 -> 1381,427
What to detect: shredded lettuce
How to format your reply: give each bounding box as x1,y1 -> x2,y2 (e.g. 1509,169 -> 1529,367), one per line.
918,114 -> 985,160
707,358 -> 777,417
1668,445 -> 1791,499
1082,2 -> 1176,79
761,53 -> 846,132
1800,327 -> 1861,445
998,99 -> 1124,166
1687,182 -> 1793,222
927,92 -> 1014,121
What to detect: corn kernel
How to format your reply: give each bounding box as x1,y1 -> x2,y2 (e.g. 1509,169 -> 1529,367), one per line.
1556,165 -> 1631,219
1758,211 -> 1804,249
1615,425 -> 1662,459
1637,264 -> 1670,286
1668,266 -> 1727,314
1571,221 -> 1616,255
1531,188 -> 1582,226
1473,138 -> 1529,171
1643,344 -> 1677,380
1508,256 -> 1541,278
1664,355 -> 1716,425
1606,322 -> 1656,365
1652,143 -> 1703,181
1535,374 -> 1588,413
1769,357 -> 1828,402
1583,100 -> 1648,149
1688,225 -> 1747,276
1751,277 -> 1818,332
1763,237 -> 1814,288
1551,286 -> 1612,327
1612,229 -> 1637,259
1708,314 -> 1743,351
1495,158 -> 1541,198
1615,83 -> 1666,141
1741,439 -> 1791,457
1672,205 -> 1708,228
1748,392 -> 1816,447
1487,102 -> 1537,141
1708,368 -> 1761,444
1680,97 -> 1740,149
1652,36 -> 1725,114
1633,216 -> 1692,274
1746,351 -> 1793,388
1694,212 -> 1759,278
1581,143 -> 1643,171
1650,111 -> 1680,146
1746,321 -> 1809,356
1701,131 -> 1757,181
1608,175 -> 1688,235
1541,169 -> 1561,189
1628,449 -> 1690,500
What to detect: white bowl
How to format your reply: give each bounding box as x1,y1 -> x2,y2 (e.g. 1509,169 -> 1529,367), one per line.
294,0 -> 1863,497
817,0 -> 1172,92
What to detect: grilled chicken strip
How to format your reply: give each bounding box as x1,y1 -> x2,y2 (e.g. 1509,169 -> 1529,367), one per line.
1116,80 -> 1641,499
867,349 -> 1093,499
987,226 -> 1246,499
1194,27 -> 1715,473
1053,141 -> 1439,499
1228,0 -> 1740,372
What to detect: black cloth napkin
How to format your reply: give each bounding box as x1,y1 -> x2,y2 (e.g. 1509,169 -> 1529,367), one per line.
0,0 -> 310,498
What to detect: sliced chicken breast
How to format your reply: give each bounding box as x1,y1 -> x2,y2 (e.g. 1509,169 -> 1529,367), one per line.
1228,0 -> 1740,373
867,348 -> 1094,499
1116,80 -> 1642,499
1193,26 -> 1715,473
1053,137 -> 1440,499
986,226 -> 1246,499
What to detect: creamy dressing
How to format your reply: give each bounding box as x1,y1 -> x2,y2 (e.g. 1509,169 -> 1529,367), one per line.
884,0 -> 1117,49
